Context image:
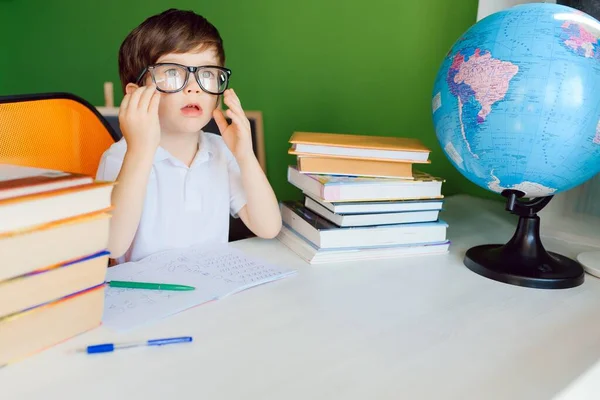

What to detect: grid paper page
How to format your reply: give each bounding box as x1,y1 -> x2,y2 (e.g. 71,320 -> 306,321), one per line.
102,244 -> 297,331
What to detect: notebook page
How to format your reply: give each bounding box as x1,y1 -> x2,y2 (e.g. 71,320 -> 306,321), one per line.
102,244 -> 297,331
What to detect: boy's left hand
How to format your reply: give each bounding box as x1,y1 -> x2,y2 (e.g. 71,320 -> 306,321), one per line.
213,89 -> 254,163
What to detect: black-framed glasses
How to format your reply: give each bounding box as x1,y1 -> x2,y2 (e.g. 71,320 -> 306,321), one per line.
136,63 -> 232,95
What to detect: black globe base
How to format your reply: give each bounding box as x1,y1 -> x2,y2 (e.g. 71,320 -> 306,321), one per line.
464,245 -> 584,289
463,190 -> 584,289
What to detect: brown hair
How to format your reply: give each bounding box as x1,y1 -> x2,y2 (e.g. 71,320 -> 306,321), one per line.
118,9 -> 225,93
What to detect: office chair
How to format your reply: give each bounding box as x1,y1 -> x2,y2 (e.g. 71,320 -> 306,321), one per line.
0,93 -> 119,176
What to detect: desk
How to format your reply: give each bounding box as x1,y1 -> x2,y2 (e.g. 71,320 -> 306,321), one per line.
3,195 -> 600,400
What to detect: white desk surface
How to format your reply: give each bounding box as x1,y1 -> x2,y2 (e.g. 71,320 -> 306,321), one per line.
3,194 -> 600,400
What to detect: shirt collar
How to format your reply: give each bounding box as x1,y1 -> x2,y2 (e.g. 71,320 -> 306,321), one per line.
153,131 -> 214,167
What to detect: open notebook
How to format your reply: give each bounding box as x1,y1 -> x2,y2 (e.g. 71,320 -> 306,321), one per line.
102,244 -> 297,331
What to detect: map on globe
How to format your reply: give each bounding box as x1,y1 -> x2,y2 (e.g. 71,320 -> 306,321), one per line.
432,3 -> 600,197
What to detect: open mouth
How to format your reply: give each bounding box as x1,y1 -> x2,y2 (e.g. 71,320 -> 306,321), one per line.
182,104 -> 201,111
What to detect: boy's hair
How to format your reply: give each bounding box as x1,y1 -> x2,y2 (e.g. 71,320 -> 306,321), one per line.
118,8 -> 225,93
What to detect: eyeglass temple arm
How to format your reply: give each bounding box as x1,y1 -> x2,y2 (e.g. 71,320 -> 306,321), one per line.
135,67 -> 149,85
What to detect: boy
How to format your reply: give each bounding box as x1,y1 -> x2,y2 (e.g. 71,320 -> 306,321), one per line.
96,8 -> 282,264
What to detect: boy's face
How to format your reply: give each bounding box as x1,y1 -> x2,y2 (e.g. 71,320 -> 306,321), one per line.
128,47 -> 223,136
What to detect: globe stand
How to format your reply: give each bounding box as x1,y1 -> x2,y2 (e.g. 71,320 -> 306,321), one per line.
463,189 -> 584,289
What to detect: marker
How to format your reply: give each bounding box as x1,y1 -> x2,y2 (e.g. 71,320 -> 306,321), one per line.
77,336 -> 193,354
107,280 -> 195,291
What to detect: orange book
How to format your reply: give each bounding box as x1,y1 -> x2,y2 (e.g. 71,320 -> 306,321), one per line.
0,284 -> 105,366
0,251 -> 109,318
289,131 -> 431,163
0,211 -> 111,281
0,164 -> 93,200
297,155 -> 413,178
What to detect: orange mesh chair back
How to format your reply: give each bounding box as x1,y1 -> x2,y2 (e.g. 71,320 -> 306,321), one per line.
0,93 -> 119,177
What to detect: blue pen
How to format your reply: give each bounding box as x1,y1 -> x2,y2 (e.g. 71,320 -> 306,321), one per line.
77,336 -> 193,354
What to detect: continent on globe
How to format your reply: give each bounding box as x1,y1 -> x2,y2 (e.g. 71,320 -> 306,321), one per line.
560,20 -> 600,59
488,171 -> 556,198
449,49 -> 519,123
595,119 -> 600,144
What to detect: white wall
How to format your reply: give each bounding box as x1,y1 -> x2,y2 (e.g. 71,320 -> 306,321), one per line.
476,0 -> 557,20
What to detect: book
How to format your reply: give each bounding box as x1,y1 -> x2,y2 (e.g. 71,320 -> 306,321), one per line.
289,131 -> 431,162
295,155 -> 414,179
287,165 -> 444,202
0,181 -> 113,235
277,224 -> 450,264
304,195 -> 444,214
0,212 -> 111,281
304,197 -> 440,227
0,164 -> 93,200
0,251 -> 109,318
0,284 -> 105,366
280,201 -> 447,249
102,244 -> 297,332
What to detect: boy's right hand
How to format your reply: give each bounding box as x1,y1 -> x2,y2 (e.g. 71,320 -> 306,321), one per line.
118,84 -> 161,155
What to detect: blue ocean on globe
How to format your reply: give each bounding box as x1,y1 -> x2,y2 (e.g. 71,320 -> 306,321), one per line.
432,3 -> 600,197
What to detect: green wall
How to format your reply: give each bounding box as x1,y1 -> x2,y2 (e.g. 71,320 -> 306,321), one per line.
0,1 -> 12,95
1,0 -> 495,201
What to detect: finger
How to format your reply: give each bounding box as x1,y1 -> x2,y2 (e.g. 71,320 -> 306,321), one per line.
148,89 -> 161,115
119,93 -> 131,119
224,89 -> 243,113
224,103 -> 250,131
227,88 -> 243,108
120,93 -> 131,110
222,92 -> 247,122
223,97 -> 244,118
128,86 -> 146,110
138,84 -> 157,111
225,108 -> 247,129
213,108 -> 230,134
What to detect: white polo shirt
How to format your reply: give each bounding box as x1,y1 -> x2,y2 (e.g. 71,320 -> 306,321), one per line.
96,131 -> 247,264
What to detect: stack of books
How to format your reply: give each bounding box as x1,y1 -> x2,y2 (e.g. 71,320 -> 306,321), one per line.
277,131 -> 449,264
0,164 -> 114,366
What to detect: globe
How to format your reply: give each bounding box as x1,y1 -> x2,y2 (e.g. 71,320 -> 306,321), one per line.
431,3 -> 600,289
432,3 -> 600,198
